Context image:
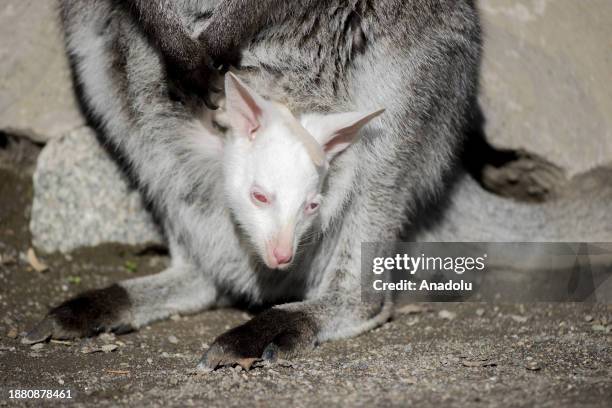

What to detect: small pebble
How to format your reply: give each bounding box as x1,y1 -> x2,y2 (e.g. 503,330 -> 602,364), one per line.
510,315 -> 528,323
525,361 -> 541,371
168,335 -> 179,344
7,328 -> 18,339
31,343 -> 44,351
438,310 -> 457,320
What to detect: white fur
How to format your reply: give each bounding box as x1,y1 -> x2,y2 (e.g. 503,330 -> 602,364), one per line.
221,73 -> 383,269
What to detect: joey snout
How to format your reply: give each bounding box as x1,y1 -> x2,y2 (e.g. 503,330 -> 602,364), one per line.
264,225 -> 295,269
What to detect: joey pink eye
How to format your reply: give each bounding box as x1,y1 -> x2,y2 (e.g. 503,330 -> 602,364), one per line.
251,190 -> 269,204
305,201 -> 320,214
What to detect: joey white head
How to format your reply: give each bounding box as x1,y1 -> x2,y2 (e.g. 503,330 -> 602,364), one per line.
222,72 -> 383,269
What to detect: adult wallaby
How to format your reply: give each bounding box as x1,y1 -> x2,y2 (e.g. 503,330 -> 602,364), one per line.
27,0 -> 610,369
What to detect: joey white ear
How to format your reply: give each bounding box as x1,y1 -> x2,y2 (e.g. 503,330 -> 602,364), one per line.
224,72 -> 269,140
302,109 -> 384,160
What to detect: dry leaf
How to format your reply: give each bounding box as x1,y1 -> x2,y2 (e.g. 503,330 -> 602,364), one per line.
101,344 -> 119,353
462,359 -> 497,368
50,339 -> 74,346
27,248 -> 48,273
106,370 -> 130,375
81,344 -> 118,354
397,304 -> 429,315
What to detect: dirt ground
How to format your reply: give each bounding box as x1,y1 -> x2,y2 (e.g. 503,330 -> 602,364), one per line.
0,141 -> 611,407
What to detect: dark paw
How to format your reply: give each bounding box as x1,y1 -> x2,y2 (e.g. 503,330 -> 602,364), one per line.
165,39 -> 234,109
197,309 -> 317,371
167,60 -> 225,109
482,150 -> 567,203
24,284 -> 132,344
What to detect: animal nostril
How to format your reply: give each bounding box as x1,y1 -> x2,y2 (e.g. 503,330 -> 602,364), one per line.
273,248 -> 292,265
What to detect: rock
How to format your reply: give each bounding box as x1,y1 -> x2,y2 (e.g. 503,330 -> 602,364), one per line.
479,0 -> 612,176
0,1 -> 85,143
30,127 -> 163,253
438,310 -> 457,321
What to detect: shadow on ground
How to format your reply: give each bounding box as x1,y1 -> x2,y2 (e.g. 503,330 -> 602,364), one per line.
0,150 -> 611,407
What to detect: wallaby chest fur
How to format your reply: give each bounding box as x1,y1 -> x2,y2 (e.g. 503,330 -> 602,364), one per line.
27,0 -> 491,369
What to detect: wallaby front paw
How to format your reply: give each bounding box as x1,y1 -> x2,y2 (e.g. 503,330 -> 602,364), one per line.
197,309 -> 317,371
24,284 -> 133,344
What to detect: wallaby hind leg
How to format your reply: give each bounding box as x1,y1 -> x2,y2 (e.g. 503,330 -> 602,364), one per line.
24,263 -> 219,344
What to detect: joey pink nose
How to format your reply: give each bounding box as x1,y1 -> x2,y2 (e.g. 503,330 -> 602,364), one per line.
273,248 -> 293,265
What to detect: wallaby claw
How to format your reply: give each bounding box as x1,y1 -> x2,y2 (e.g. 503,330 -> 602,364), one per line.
204,95 -> 219,110
197,344 -> 261,372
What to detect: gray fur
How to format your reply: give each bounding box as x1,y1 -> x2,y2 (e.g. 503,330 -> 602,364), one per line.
29,0 -> 489,365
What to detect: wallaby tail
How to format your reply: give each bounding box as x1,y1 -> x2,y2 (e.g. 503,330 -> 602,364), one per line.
412,165 -> 612,242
